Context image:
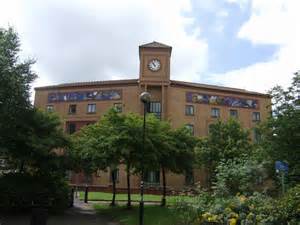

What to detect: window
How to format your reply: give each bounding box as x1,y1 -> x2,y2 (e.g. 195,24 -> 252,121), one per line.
87,103 -> 96,113
185,170 -> 194,185
185,105 -> 194,116
67,123 -> 76,134
144,170 -> 160,184
65,170 -> 72,181
110,168 -> 119,183
185,124 -> 194,135
253,129 -> 261,143
208,124 -> 214,134
211,108 -> 220,118
46,105 -> 54,112
229,109 -> 238,118
114,103 -> 123,113
149,102 -> 161,119
252,112 -> 261,122
68,104 -> 77,114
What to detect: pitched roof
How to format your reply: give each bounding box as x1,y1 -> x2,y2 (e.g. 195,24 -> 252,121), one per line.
139,41 -> 172,49
34,79 -> 139,90
170,80 -> 270,97
34,78 -> 269,97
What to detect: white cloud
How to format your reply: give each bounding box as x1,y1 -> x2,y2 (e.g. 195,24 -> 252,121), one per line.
0,0 -> 208,88
211,0 -> 300,93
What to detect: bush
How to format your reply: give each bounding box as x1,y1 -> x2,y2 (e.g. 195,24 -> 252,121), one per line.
0,173 -> 70,212
214,159 -> 268,196
277,185 -> 300,224
174,189 -> 300,225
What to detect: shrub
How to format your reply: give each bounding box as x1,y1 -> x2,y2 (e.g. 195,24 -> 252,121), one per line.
0,173 -> 70,212
214,159 -> 267,196
174,190 -> 300,225
277,185 -> 300,224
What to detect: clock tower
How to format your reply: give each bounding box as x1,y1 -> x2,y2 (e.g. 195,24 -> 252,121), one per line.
138,41 -> 172,120
139,41 -> 172,85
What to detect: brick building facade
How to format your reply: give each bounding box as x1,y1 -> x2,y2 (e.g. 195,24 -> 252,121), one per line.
34,41 -> 271,191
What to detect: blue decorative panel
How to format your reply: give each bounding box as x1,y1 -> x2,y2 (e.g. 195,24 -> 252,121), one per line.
48,90 -> 122,103
186,92 -> 258,109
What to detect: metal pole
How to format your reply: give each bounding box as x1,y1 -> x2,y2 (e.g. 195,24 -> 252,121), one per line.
281,172 -> 285,195
139,102 -> 146,225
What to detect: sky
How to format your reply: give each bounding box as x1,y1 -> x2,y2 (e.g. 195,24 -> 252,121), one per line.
0,0 -> 299,94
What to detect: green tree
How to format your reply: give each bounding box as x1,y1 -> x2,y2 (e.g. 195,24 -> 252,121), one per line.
0,27 -> 70,211
145,116 -> 197,206
195,119 -> 252,186
0,27 -> 36,161
71,109 -> 123,206
260,72 -> 300,185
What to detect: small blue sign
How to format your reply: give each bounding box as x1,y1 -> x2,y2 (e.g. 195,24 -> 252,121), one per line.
275,161 -> 288,173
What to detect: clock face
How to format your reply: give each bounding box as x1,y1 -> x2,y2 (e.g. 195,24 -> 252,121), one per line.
148,59 -> 161,72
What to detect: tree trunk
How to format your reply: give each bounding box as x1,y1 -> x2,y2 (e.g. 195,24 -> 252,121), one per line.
161,167 -> 167,206
19,160 -> 25,173
126,166 -> 131,208
111,169 -> 116,206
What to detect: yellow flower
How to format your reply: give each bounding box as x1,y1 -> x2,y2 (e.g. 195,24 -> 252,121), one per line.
229,218 -> 237,225
239,195 -> 247,203
207,214 -> 218,222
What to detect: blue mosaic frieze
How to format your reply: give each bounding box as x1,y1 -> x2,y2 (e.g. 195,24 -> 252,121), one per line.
186,92 -> 258,109
48,90 -> 122,103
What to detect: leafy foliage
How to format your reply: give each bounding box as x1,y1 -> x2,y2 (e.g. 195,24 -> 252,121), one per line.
0,27 -> 70,211
71,109 -> 197,206
214,159 -> 268,196
195,119 -> 252,185
0,172 -> 70,212
260,72 -> 300,185
175,188 -> 300,225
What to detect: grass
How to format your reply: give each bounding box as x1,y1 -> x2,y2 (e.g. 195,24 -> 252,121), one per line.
79,191 -> 191,204
94,204 -> 180,225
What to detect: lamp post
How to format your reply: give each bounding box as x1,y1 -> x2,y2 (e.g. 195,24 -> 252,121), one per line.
139,91 -> 151,225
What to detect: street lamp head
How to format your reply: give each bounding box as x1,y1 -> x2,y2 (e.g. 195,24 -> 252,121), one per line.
140,92 -> 151,103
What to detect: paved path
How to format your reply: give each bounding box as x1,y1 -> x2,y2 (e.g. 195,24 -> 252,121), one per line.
0,200 -> 118,225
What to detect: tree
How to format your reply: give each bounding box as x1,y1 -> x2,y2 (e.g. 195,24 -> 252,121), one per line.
195,119 -> 252,186
0,27 -> 70,211
0,27 -> 36,161
145,116 -> 197,206
71,109 -> 123,206
260,72 -> 300,185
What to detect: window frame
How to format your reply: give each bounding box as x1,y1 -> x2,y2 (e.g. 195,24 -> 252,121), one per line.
46,105 -> 54,113
114,103 -> 123,113
252,112 -> 261,122
149,101 -> 161,119
185,105 -> 194,116
68,104 -> 77,114
87,103 -> 96,114
67,123 -> 76,134
185,124 -> 194,135
211,108 -> 220,118
109,168 -> 120,183
144,170 -> 160,185
229,109 -> 238,118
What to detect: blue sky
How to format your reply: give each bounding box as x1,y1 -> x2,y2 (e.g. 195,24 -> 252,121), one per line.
0,0 -> 298,93
190,2 -> 278,73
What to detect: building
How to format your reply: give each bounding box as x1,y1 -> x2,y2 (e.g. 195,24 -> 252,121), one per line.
34,41 -> 271,191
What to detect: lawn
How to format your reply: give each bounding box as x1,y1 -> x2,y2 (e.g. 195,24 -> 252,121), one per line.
94,204 -> 180,225
79,191 -> 191,204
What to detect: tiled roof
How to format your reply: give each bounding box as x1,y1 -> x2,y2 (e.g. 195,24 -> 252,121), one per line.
170,80 -> 270,97
34,78 -> 269,97
34,79 -> 139,90
139,41 -> 172,49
